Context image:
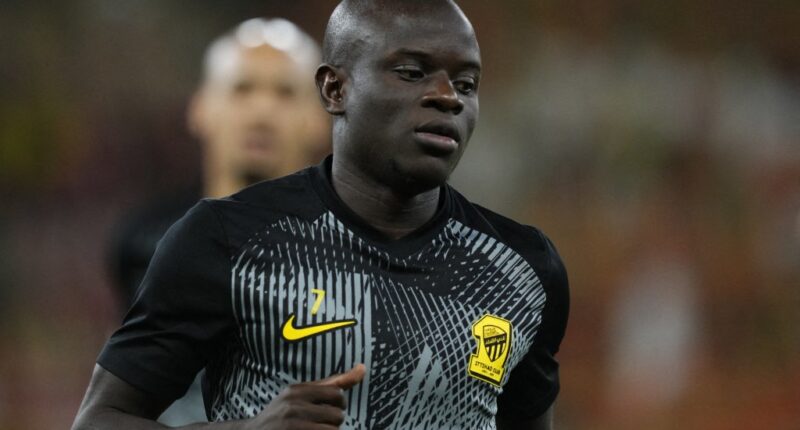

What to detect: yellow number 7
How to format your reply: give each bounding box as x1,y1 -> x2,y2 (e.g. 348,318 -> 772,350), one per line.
311,289 -> 325,315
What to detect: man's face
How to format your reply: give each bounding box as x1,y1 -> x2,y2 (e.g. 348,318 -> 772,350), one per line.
338,8 -> 481,193
193,44 -> 328,182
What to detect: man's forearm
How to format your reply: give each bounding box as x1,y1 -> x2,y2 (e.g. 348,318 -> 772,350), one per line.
72,406 -> 247,430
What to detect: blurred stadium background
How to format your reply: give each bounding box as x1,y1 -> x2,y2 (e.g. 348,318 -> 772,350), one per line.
1,1 -> 798,429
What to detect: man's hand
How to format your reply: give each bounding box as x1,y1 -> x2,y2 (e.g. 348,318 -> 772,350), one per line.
244,364 -> 366,429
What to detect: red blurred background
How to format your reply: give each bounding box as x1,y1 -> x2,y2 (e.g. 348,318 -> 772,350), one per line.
1,1 -> 798,429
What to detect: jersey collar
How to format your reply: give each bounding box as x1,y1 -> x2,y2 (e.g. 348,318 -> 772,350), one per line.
308,155 -> 453,257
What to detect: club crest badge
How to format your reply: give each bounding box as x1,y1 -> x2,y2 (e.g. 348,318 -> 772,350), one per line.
468,314 -> 512,386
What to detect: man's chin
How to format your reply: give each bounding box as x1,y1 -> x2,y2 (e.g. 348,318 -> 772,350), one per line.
388,158 -> 454,196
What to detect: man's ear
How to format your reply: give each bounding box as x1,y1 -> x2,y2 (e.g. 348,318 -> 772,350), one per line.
315,64 -> 346,115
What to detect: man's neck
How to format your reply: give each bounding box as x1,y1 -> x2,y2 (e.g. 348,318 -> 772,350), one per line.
331,160 -> 440,240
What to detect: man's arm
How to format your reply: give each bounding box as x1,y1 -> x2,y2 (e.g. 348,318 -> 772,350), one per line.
73,365 -> 239,429
496,403 -> 554,430
72,364 -> 365,430
494,229 -> 568,430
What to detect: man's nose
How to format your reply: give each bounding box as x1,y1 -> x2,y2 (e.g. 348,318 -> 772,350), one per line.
421,72 -> 464,115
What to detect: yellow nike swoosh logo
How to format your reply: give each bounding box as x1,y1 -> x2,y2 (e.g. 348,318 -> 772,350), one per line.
281,314 -> 357,341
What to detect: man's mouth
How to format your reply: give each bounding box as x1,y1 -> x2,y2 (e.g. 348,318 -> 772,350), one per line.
414,121 -> 461,154
415,122 -> 461,144
243,134 -> 277,152
415,132 -> 457,145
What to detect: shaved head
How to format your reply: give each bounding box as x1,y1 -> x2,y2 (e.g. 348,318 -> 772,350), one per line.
322,0 -> 474,69
315,0 -> 481,195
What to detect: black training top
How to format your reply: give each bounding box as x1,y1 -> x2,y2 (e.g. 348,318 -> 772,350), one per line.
98,156 -> 570,429
108,185 -> 201,307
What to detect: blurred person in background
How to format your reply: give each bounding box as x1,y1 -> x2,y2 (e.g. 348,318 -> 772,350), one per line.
107,17 -> 329,426
74,1 -> 569,429
111,17 -> 329,306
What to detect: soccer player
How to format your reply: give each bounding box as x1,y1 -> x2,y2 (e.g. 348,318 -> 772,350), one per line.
74,1 -> 569,429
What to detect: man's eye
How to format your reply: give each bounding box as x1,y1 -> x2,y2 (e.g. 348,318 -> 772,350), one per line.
394,66 -> 425,81
454,79 -> 476,95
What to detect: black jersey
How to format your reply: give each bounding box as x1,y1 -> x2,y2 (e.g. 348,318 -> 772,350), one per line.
98,157 -> 569,429
108,186 -> 201,306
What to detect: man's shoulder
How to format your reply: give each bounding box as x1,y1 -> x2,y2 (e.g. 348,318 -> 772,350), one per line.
451,189 -> 569,308
118,186 -> 201,231
450,188 -> 551,255
110,186 -> 202,260
450,188 -> 568,283
229,168 -> 313,203
200,167 -> 327,237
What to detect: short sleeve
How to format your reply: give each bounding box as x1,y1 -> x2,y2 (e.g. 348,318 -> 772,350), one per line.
497,232 -> 570,419
97,200 -> 234,403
